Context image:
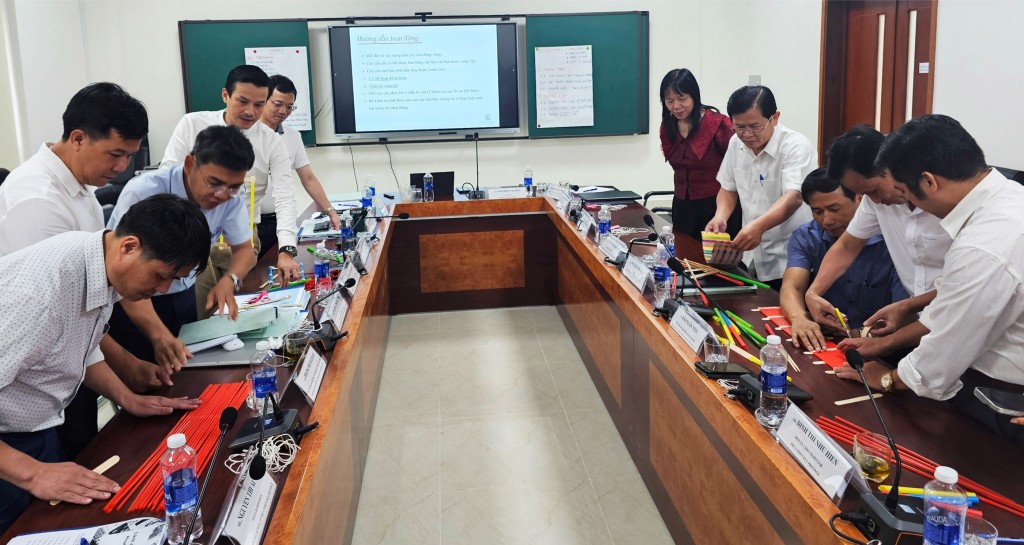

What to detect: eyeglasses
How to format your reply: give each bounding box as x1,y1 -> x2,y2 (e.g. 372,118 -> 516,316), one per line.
198,167 -> 244,196
270,99 -> 297,112
732,118 -> 773,136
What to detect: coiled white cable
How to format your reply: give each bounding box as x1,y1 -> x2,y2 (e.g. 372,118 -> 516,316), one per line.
225,434 -> 300,476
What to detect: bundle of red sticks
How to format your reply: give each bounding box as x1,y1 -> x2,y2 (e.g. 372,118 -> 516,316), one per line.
103,381 -> 250,514
817,415 -> 1024,518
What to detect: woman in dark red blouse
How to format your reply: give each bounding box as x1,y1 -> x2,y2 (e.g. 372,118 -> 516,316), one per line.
659,68 -> 739,245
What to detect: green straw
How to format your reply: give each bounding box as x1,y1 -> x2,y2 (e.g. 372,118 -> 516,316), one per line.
717,270 -> 770,289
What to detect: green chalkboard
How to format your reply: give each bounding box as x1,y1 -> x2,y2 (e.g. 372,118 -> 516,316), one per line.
526,12 -> 649,138
178,19 -> 316,146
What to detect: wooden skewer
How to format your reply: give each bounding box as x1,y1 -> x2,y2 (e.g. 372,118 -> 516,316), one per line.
52,455 -> 121,506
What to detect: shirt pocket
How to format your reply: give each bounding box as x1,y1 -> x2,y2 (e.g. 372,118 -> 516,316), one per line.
856,281 -> 893,322
914,233 -> 951,268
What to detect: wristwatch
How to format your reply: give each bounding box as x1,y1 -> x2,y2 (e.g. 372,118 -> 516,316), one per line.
880,370 -> 895,393
228,273 -> 241,292
279,245 -> 298,257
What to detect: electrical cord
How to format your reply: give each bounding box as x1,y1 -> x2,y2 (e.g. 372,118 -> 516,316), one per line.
829,513 -> 879,545
384,143 -> 400,189
348,143 -> 359,191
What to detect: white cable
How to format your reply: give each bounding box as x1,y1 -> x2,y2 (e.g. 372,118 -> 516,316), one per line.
225,434 -> 300,476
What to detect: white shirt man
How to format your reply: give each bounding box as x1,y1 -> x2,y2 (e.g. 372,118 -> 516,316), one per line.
717,123 -> 816,281
161,109 -> 298,248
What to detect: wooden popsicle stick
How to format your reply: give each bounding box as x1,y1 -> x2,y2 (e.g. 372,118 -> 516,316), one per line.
834,393 -> 883,406
51,455 -> 120,506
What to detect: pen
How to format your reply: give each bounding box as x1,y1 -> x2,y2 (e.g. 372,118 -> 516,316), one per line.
759,174 -> 764,185
81,539 -> 89,545
834,307 -> 851,337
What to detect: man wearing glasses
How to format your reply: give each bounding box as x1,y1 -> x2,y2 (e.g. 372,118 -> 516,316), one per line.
105,126 -> 256,375
706,85 -> 817,291
161,64 -> 301,318
256,74 -> 340,260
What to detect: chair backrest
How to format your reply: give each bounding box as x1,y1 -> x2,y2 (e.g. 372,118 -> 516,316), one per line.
995,166 -> 1024,186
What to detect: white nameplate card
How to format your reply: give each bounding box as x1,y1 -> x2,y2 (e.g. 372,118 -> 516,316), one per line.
545,186 -> 570,203
293,347 -> 328,404
365,216 -> 378,236
776,404 -> 856,502
577,211 -> 596,235
357,238 -> 372,269
220,472 -> 278,545
556,198 -> 569,214
599,234 -> 629,260
670,305 -> 716,353
486,186 -> 529,200
622,255 -> 651,293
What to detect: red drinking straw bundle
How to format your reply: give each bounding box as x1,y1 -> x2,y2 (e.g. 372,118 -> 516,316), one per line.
103,381 -> 249,514
816,415 -> 1024,519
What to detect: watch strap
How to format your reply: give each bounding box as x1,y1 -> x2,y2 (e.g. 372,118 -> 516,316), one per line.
280,245 -> 298,257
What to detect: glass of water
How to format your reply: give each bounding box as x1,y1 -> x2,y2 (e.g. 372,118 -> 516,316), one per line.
964,516 -> 998,545
703,339 -> 729,365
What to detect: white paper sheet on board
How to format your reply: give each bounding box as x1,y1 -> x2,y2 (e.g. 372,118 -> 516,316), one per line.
244,46 -> 313,131
534,45 -> 594,129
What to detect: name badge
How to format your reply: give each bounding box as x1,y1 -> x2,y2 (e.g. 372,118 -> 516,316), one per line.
599,234 -> 628,260
670,305 -> 715,353
293,348 -> 328,404
622,255 -> 651,293
776,404 -> 857,502
487,186 -> 529,200
217,471 -> 278,545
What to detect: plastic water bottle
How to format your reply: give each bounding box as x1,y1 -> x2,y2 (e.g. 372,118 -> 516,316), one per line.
423,172 -> 435,202
923,466 -> 968,545
313,241 -> 332,294
523,166 -> 534,195
161,433 -> 202,545
596,205 -> 612,243
661,226 -> 675,256
653,242 -> 673,307
339,211 -> 355,254
250,341 -> 279,410
755,335 -> 788,430
362,176 -> 376,209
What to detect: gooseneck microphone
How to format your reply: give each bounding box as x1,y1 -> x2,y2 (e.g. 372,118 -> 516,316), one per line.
606,232 -> 660,269
844,349 -> 922,543
628,232 -> 659,253
363,212 -> 410,220
183,407 -> 238,544
249,398 -> 271,481
642,214 -> 667,245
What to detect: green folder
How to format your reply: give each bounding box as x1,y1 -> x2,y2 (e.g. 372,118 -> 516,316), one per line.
177,306 -> 280,345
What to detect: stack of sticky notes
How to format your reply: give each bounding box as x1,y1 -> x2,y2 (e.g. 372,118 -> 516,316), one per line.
701,231 -> 744,266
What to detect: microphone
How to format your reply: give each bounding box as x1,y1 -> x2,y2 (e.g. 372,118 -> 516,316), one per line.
844,349 -> 923,543
473,132 -> 483,199
628,232 -> 659,253
606,232 -> 659,269
183,407 -> 238,544
363,212 -> 410,220
643,214 -> 667,245
249,397 -> 271,480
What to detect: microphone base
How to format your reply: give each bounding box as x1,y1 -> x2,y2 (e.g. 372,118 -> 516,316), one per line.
604,251 -> 627,270
468,190 -> 486,200
854,492 -> 923,545
311,320 -> 348,352
229,409 -> 301,450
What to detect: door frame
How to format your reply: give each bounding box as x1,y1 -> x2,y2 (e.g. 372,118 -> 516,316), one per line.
816,0 -> 938,159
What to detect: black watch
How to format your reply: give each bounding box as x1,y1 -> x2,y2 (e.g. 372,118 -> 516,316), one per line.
280,245 -> 298,257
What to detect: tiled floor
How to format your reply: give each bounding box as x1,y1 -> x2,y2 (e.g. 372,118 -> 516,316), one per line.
352,306 -> 674,545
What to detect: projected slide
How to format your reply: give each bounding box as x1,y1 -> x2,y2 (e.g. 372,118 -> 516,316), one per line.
348,25 -> 500,132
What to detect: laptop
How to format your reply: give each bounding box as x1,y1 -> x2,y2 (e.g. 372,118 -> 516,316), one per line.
411,171 -> 455,199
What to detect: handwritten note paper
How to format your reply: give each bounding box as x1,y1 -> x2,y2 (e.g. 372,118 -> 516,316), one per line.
244,46 -> 313,131
535,45 -> 594,129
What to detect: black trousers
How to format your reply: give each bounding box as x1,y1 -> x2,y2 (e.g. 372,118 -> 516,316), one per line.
671,195 -> 742,246
0,428 -> 65,534
949,370 -> 1024,448
257,213 -> 277,261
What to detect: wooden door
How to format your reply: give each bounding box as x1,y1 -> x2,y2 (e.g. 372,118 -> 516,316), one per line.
818,0 -> 937,157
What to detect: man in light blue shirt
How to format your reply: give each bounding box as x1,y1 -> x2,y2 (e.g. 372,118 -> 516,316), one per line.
780,167 -> 908,351
106,125 -> 256,375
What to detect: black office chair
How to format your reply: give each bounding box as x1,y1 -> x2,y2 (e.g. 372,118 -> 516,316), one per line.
0,168 -> 10,186
643,191 -> 673,222
995,166 -> 1024,186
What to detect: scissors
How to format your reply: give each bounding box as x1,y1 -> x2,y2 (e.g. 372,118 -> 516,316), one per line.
247,290 -> 270,305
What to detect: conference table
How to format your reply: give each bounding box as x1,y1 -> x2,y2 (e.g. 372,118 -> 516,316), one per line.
4,194 -> 1022,544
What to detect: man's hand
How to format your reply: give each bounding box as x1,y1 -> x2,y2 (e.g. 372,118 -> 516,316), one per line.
120,356 -> 173,393
122,394 -> 201,417
805,291 -> 844,331
834,359 -> 891,390
863,300 -> 915,336
327,209 -> 342,231
23,461 -> 120,504
790,317 -> 827,351
704,217 -> 728,234
836,336 -> 893,360
206,276 -> 239,320
277,252 -> 302,286
150,332 -> 192,374
730,223 -> 764,251
1013,417 -> 1024,425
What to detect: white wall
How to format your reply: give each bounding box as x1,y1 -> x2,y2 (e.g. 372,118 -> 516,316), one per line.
3,0 -> 825,209
932,0 -> 1023,170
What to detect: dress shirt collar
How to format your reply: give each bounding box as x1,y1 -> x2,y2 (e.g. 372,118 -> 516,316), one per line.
39,143 -> 90,198
84,230 -> 120,312
939,169 -> 1006,239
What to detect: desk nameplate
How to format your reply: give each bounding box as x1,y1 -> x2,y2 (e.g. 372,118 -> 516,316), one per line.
622,255 -> 650,293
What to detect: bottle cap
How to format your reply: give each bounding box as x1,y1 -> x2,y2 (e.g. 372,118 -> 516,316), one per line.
657,243 -> 666,250
255,340 -> 271,351
766,335 -> 782,345
316,241 -> 326,250
341,210 -> 351,219
167,433 -> 186,449
601,205 -> 609,211
934,466 -> 958,484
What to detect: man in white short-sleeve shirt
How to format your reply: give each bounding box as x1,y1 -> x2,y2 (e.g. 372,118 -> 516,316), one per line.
0,195 -> 207,533
707,85 -> 816,287
806,126 -> 952,360
834,115 -> 1024,446
161,65 -> 302,286
256,74 -> 340,260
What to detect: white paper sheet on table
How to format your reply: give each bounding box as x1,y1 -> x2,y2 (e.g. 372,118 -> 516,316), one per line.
8,516 -> 165,545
